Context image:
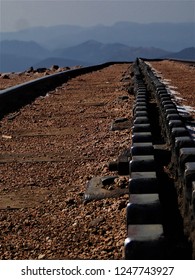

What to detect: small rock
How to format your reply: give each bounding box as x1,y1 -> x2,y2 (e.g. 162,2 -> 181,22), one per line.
114,117 -> 129,123
35,67 -> 47,73
118,200 -> 127,210
115,177 -> 128,189
128,86 -> 134,95
1,74 -> 10,79
2,135 -> 12,139
89,216 -> 105,228
120,75 -> 130,82
110,118 -> 131,131
65,198 -> 76,206
118,96 -> 129,101
26,66 -> 34,73
24,219 -> 30,226
51,65 -> 59,71
38,254 -> 45,260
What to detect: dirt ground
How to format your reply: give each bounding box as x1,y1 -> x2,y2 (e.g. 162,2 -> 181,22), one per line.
149,60 -> 195,117
0,64 -> 133,259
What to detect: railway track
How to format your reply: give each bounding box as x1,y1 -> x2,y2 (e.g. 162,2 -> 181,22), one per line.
0,62 -> 126,119
0,60 -> 194,259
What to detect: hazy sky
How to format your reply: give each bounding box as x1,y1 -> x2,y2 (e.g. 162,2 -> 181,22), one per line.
1,0 -> 195,32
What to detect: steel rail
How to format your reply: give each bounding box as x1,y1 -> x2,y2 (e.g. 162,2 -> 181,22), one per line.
0,61 -> 131,118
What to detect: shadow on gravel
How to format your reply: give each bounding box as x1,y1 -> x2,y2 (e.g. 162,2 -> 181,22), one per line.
158,171 -> 192,259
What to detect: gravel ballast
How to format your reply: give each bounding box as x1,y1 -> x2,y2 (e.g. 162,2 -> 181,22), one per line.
0,60 -> 194,260
0,64 -> 133,259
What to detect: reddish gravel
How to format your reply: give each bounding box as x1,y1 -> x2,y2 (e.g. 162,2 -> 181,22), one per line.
0,64 -> 133,259
150,60 -> 195,117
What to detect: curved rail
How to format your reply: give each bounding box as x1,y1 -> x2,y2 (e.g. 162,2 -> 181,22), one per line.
0,61 -> 130,119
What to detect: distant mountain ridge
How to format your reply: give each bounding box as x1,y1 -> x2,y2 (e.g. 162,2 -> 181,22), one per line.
1,40 -> 50,58
0,38 -> 194,72
1,21 -> 194,51
1,21 -> 195,72
165,47 -> 195,60
55,40 -> 171,64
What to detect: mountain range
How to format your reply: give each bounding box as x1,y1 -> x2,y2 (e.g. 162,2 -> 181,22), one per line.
0,22 -> 194,72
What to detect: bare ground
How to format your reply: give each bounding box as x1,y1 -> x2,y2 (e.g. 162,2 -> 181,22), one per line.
0,64 -> 133,259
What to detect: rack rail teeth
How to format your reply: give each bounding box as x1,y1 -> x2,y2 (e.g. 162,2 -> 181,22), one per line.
124,59 -> 194,260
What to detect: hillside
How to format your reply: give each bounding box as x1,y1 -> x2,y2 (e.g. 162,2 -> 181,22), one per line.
165,47 -> 195,60
56,40 -> 171,64
0,54 -> 40,72
1,40 -> 50,58
0,40 -> 50,72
